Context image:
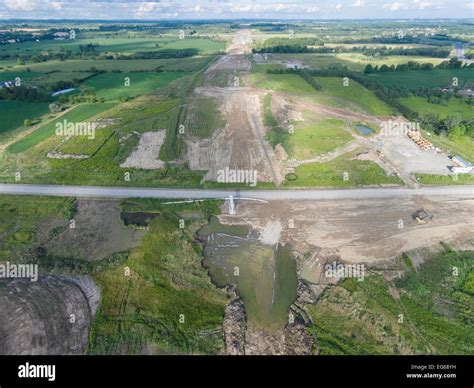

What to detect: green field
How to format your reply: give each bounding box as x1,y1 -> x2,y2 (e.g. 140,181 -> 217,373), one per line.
313,77 -> 394,115
7,103 -> 115,153
82,72 -> 184,101
252,70 -> 393,116
0,100 -> 50,133
286,117 -> 353,159
399,96 -> 473,120
284,152 -> 403,188
262,53 -> 446,72
367,69 -> 474,89
7,56 -> 212,76
0,37 -> 225,57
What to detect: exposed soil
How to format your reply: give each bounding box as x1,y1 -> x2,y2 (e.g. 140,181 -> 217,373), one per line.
0,275 -> 99,355
120,130 -> 166,170
40,199 -> 145,261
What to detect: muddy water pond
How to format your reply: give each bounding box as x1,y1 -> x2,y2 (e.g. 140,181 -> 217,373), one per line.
122,211 -> 160,227
354,124 -> 374,136
199,217 -> 297,331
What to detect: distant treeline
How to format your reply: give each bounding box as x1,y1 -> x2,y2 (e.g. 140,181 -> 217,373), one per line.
2,44 -> 200,64
364,57 -> 472,73
252,37 -> 324,53
267,67 -> 474,138
253,40 -> 450,58
341,34 -> 469,45
1,43 -> 99,63
116,48 -> 199,60
0,85 -> 51,102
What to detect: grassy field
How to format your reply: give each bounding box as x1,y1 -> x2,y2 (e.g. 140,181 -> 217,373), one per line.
264,53 -> 446,72
0,100 -> 50,133
367,69 -> 474,89
89,199 -> 227,355
399,96 -> 473,120
82,72 -> 185,101
0,37 -> 225,57
7,103 -> 115,153
0,195 -> 74,261
284,151 -> 403,188
307,249 -> 474,355
9,57 -> 213,76
286,117 -> 353,159
313,77 -> 394,116
252,69 -> 393,116
263,95 -> 354,160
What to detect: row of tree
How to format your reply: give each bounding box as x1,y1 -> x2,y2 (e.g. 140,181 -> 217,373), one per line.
364,57 -> 471,73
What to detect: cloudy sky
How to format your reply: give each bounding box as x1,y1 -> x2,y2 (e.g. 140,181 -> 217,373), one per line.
0,0 -> 472,19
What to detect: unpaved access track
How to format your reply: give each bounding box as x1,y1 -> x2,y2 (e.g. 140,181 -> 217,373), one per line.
187,30 -> 285,185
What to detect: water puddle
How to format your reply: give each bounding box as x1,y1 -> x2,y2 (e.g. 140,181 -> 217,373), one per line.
199,217 -> 297,331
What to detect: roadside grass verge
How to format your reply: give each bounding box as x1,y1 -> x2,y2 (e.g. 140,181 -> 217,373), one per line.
284,152 -> 403,187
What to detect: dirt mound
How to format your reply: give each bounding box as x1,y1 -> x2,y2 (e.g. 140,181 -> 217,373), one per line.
120,130 -> 166,170
0,275 -> 99,355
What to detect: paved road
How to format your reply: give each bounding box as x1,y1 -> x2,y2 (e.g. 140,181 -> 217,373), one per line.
0,183 -> 473,201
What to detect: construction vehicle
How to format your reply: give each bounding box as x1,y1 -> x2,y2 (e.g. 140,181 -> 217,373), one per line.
412,209 -> 433,224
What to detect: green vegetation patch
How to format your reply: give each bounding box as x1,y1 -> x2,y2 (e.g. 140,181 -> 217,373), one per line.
0,195 -> 74,261
7,103 -> 115,153
284,152 -> 402,187
307,249 -> 474,355
89,199 -> 227,355
287,116 -> 354,159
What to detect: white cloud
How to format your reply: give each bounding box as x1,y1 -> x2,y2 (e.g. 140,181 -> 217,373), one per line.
134,2 -> 160,16
4,0 -> 37,11
383,2 -> 403,10
335,3 -> 343,10
352,0 -> 365,7
3,0 -> 62,11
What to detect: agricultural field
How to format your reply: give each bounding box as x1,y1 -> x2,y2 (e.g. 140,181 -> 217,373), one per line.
367,68 -> 474,89
0,100 -> 49,133
398,96 -> 473,120
81,72 -> 185,101
7,102 -> 115,153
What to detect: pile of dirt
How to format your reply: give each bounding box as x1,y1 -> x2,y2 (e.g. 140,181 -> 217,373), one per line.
0,275 -> 99,355
120,130 -> 166,170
